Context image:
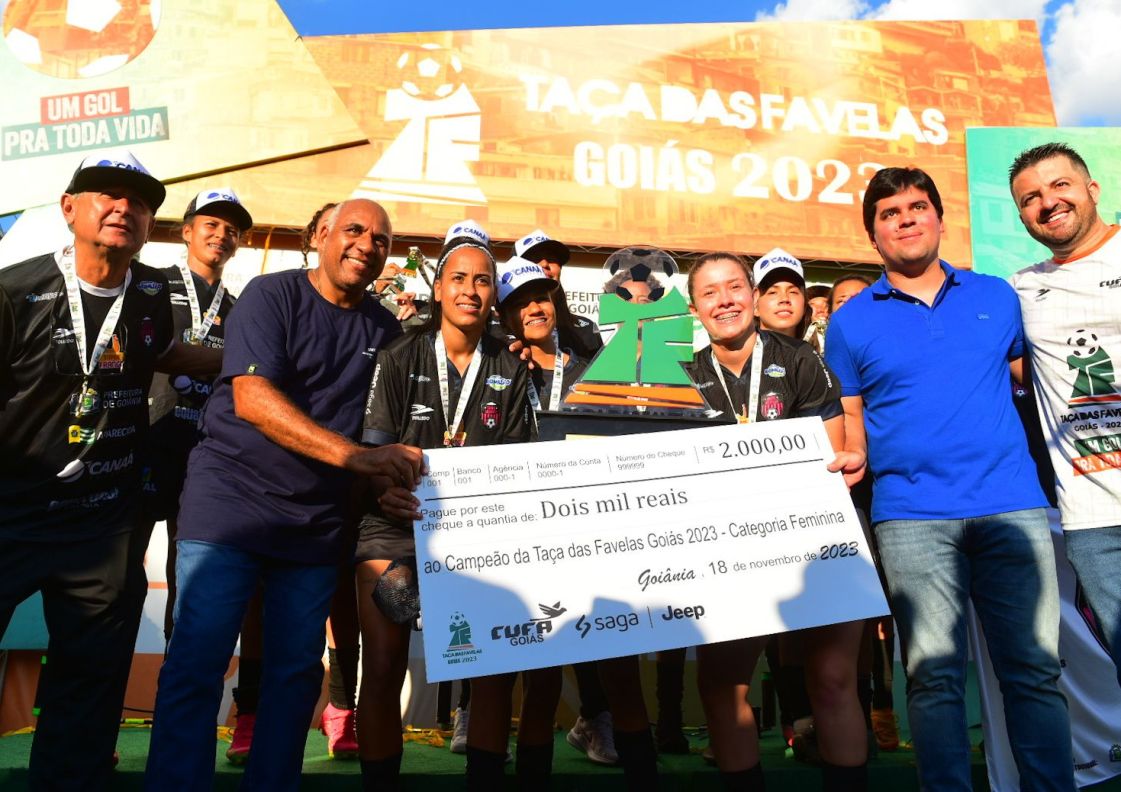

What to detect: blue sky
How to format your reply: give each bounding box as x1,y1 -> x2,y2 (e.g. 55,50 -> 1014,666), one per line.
275,0 -> 1119,127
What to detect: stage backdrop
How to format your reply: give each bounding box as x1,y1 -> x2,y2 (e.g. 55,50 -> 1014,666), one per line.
966,127 -> 1121,279
21,17 -> 1057,267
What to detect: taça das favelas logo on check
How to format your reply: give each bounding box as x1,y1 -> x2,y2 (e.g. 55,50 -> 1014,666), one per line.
2,86 -> 168,160
442,611 -> 481,667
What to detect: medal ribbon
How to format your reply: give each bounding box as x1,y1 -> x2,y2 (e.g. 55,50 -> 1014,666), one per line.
57,246 -> 130,375
527,329 -> 565,413
177,259 -> 225,342
435,332 -> 484,446
711,334 -> 764,424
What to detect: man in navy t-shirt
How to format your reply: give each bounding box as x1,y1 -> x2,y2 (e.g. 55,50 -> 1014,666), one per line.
825,167 -> 1074,792
146,199 -> 424,791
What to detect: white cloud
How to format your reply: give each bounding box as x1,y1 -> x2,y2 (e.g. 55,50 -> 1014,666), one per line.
1046,0 -> 1121,125
755,0 -> 870,22
868,0 -> 1047,24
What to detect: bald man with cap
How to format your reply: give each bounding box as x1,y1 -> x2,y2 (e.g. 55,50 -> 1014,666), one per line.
0,150 -> 219,789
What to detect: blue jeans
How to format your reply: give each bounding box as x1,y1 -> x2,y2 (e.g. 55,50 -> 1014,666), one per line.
874,508 -> 1073,792
145,540 -> 336,792
1064,524 -> 1121,688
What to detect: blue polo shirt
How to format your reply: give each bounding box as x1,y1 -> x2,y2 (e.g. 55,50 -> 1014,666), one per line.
824,261 -> 1045,523
177,269 -> 401,564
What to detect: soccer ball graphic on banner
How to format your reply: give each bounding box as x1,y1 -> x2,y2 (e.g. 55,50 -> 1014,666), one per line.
397,43 -> 462,100
2,0 -> 160,79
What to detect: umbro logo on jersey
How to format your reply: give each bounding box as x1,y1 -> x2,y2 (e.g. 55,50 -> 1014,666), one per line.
361,347 -> 377,358
52,327 -> 75,344
410,404 -> 434,421
409,374 -> 432,383
1100,277 -> 1121,289
1034,288 -> 1051,301
977,313 -> 990,320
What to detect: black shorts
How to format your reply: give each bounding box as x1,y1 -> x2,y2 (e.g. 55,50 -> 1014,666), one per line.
354,517 -> 415,564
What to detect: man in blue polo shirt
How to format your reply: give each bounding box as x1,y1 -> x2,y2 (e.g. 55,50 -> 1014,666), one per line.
145,199 -> 424,791
825,167 -> 1074,791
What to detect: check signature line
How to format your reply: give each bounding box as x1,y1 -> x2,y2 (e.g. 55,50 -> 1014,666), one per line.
422,457 -> 827,502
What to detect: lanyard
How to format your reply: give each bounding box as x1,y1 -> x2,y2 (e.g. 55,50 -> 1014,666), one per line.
57,247 -> 130,375
177,259 -> 225,343
711,334 -> 764,424
434,332 -> 483,447
527,329 -> 565,412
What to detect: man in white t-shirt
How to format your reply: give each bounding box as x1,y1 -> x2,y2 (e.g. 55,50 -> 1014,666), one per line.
1009,141 -> 1121,687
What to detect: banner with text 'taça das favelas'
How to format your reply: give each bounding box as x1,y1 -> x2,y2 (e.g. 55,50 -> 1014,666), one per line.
305,20 -> 1055,265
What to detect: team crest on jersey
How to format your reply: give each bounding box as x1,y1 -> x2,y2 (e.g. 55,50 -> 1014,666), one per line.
140,317 -> 154,347
136,280 -> 163,296
481,401 -> 500,429
761,392 -> 784,420
764,364 -> 786,378
486,375 -> 512,392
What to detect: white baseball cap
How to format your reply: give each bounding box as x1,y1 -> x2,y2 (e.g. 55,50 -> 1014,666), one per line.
184,188 -> 252,231
753,247 -> 805,289
443,219 -> 490,247
496,256 -> 558,305
515,229 -> 570,265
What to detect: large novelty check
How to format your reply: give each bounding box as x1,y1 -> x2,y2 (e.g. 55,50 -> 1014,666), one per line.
415,418 -> 888,682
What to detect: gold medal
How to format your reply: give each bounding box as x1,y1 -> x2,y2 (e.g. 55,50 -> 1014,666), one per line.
443,430 -> 467,448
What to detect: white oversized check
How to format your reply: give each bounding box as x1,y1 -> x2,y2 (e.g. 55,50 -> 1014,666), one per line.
414,417 -> 889,682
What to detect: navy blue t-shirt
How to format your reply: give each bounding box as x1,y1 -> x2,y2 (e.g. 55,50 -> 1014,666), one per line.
177,269 -> 401,563
824,261 -> 1046,523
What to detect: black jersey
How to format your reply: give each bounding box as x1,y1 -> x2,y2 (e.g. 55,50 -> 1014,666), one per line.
683,331 -> 842,424
0,252 -> 175,540
147,265 -> 235,450
530,348 -> 588,411
361,330 -> 533,526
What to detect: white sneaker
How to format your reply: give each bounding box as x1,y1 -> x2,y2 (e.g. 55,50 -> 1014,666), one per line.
566,711 -> 618,765
450,706 -> 469,754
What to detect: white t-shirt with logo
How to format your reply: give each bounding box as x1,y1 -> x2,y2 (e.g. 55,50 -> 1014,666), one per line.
1010,226 -> 1121,531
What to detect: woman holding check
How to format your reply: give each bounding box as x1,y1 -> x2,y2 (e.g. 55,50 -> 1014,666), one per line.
683,251 -> 868,792
353,238 -> 537,790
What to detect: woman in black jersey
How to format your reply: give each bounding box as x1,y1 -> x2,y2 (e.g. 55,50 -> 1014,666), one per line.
498,256 -> 661,787
354,239 -> 534,791
684,252 -> 868,792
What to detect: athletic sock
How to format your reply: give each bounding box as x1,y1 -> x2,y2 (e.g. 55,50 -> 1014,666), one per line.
515,741 -> 554,788
328,645 -> 360,710
465,745 -> 507,791
613,728 -> 659,789
233,657 -> 261,714
822,762 -> 868,792
720,762 -> 766,791
360,752 -> 402,792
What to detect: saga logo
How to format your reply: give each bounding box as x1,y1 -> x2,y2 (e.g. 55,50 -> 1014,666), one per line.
575,612 -> 640,639
661,604 -> 706,621
491,602 -> 566,646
